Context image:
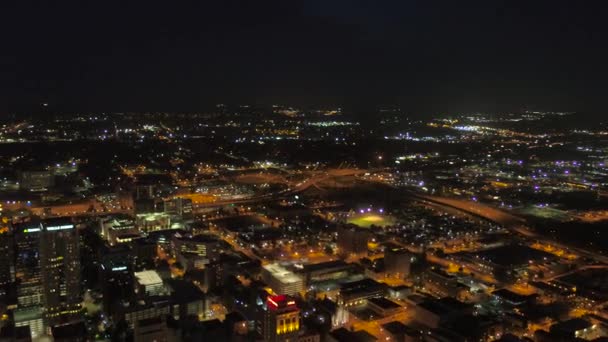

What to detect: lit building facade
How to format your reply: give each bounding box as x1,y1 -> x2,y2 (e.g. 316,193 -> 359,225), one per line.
39,219 -> 81,326
0,222 -> 15,298
261,264 -> 304,296
259,295 -> 301,342
14,222 -> 44,308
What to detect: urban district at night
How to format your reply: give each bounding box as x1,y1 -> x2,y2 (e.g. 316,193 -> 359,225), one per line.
1,2 -> 608,342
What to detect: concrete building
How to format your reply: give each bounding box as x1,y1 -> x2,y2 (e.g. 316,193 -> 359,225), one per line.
135,212 -> 174,232
261,264 -> 304,296
423,269 -> 464,298
297,260 -> 355,286
13,306 -> 44,339
100,215 -> 138,246
134,270 -> 166,297
171,233 -> 220,270
338,278 -> 387,307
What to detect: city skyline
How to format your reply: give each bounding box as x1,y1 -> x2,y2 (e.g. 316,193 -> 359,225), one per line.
1,2 -> 607,341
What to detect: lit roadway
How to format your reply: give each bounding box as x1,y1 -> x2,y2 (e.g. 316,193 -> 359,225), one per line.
191,168 -> 368,211
543,264 -> 608,282
348,306 -> 411,341
409,193 -> 608,265
3,168 -> 368,218
214,228 -> 264,264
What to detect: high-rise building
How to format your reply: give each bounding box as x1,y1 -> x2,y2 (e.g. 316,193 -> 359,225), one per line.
14,222 -> 43,308
12,219 -> 81,335
12,221 -> 44,338
202,261 -> 224,292
258,295 -> 300,342
39,219 -> 81,326
0,222 -> 15,297
337,225 -> 370,254
384,246 -> 414,278
100,259 -> 134,315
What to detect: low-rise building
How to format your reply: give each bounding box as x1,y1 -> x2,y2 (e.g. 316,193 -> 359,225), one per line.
261,264 -> 304,296
134,270 -> 167,297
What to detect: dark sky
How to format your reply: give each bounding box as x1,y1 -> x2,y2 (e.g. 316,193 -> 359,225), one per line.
1,0 -> 607,116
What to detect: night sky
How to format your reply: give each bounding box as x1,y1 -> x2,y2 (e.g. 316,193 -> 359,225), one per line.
2,1 -> 607,116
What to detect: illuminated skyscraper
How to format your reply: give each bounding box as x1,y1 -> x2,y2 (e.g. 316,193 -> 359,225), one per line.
258,295 -> 300,342
0,219 -> 15,295
13,219 -> 82,328
14,222 -> 43,308
39,219 -> 81,326
13,221 -> 45,337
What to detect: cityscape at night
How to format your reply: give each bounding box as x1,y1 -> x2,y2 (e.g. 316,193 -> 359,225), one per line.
1,1 -> 608,342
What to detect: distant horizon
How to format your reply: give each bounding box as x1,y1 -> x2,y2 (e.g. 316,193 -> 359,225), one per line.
1,104 -> 601,120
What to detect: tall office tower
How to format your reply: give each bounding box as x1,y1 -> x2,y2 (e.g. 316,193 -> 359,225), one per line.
100,259 -> 134,316
14,222 -> 43,307
0,223 -> 15,292
13,221 -> 45,338
384,246 -> 414,278
39,219 -> 81,326
337,225 -> 370,254
259,295 -> 301,342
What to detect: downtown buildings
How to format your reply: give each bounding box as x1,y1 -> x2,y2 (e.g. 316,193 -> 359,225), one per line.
12,219 -> 80,337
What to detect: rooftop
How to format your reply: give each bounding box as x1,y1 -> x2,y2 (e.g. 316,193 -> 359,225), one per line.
382,321 -> 420,337
417,297 -> 470,316
134,270 -> 163,286
471,244 -> 554,267
368,297 -> 401,310
330,327 -> 377,342
263,263 -> 303,285
340,278 -> 386,296
550,318 -> 592,334
492,288 -> 534,304
301,260 -> 351,273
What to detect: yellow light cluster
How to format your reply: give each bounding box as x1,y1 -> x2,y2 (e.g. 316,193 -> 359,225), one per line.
276,320 -> 299,335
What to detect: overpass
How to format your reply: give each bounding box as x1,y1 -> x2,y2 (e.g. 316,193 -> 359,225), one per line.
407,192 -> 608,265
